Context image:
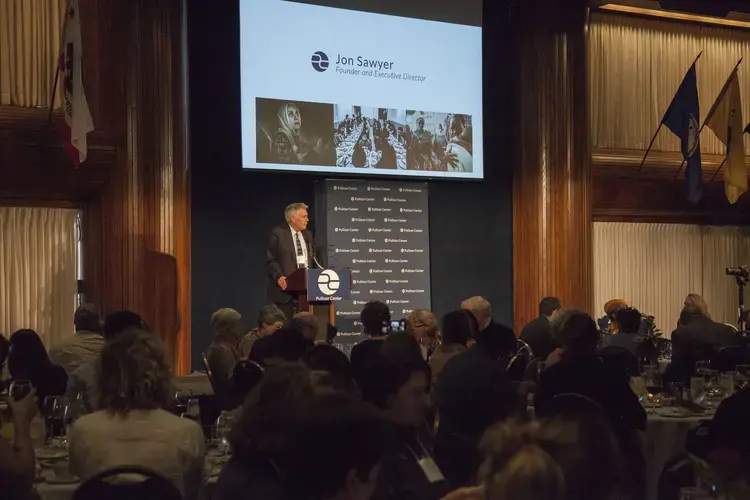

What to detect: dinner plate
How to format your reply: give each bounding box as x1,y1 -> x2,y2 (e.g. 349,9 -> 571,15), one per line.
45,476 -> 80,485
36,448 -> 69,460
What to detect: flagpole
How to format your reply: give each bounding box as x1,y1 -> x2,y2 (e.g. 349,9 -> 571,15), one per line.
709,157 -> 728,183
48,0 -> 72,125
638,51 -> 703,173
674,57 -> 743,181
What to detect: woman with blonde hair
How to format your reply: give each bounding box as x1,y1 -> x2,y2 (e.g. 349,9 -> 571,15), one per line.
684,293 -> 710,319
69,330 -> 205,499
407,308 -> 439,359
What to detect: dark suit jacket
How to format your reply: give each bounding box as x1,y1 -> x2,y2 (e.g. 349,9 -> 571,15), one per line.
666,317 -> 743,383
266,224 -> 318,304
520,315 -> 558,360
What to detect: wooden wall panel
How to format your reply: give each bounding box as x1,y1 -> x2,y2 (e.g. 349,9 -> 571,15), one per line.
513,0 -> 593,332
77,0 -> 191,373
592,148 -> 750,224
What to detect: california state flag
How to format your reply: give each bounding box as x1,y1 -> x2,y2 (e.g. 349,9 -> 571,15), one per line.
59,0 -> 94,166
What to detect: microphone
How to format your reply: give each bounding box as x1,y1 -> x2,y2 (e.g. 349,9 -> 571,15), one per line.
313,255 -> 325,269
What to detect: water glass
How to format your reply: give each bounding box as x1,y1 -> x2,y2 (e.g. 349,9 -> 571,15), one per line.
9,380 -> 33,402
690,377 -> 705,403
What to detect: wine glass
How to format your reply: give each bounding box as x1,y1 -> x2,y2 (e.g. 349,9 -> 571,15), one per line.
735,365 -> 750,390
9,380 -> 33,402
630,376 -> 647,404
643,365 -> 662,413
42,396 -> 68,441
214,411 -> 234,456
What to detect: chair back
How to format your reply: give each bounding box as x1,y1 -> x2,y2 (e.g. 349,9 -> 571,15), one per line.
711,345 -> 750,373
201,352 -> 216,393
600,344 -> 639,380
506,339 -> 534,381
538,392 -> 608,423
231,359 -> 265,395
72,466 -> 182,500
521,357 -> 542,383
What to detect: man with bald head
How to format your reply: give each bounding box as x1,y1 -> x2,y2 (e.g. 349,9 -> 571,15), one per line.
461,296 -> 516,360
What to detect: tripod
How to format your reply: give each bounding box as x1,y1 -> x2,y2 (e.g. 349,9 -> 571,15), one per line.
735,276 -> 749,334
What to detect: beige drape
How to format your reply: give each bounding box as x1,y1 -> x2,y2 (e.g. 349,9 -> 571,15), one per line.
590,12 -> 750,155
593,222 -> 750,335
0,0 -> 67,107
0,207 -> 79,347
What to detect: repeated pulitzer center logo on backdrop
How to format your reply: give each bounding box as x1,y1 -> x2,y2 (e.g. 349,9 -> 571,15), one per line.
325,179 -> 430,352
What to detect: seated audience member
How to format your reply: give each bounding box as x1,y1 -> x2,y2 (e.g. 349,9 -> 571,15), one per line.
291,311 -> 318,343
478,419 -> 620,500
66,310 -> 145,410
350,301 -> 391,385
302,344 -> 357,394
407,309 -> 439,360
435,310 -> 522,489
283,393 -> 391,500
206,308 -> 244,405
214,363 -> 316,500
598,298 -> 628,333
358,335 -> 450,500
461,296 -> 516,361
659,387 -> 750,499
684,293 -> 710,319
520,297 -> 561,360
429,310 -> 477,391
535,310 -> 646,433
666,305 -> 743,384
69,329 -> 204,499
8,329 -> 68,409
0,390 -> 38,498
48,303 -> 105,375
239,304 -> 287,358
249,328 -> 310,366
603,306 -> 643,357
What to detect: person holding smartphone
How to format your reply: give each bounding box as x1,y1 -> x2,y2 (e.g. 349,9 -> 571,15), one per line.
0,389 -> 38,496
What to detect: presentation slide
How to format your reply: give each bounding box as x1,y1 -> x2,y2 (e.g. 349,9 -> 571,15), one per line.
239,0 -> 484,179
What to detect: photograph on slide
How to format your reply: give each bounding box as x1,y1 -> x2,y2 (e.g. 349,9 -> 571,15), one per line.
334,105 -> 407,170
404,110 -> 473,173
255,98 -> 336,167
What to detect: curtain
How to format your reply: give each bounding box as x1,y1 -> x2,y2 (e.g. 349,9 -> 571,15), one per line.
0,0 -> 67,107
590,12 -> 750,155
0,207 -> 79,347
593,222 -> 750,336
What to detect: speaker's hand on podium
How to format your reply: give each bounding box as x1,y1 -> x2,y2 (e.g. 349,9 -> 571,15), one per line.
278,276 -> 287,290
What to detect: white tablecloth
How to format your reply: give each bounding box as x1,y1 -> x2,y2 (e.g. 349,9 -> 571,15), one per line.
36,482 -> 78,500
643,413 -> 708,500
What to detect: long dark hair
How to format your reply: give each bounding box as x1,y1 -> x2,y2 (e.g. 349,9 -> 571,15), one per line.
8,329 -> 52,379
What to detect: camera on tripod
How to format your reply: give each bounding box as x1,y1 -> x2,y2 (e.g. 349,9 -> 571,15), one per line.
726,266 -> 750,280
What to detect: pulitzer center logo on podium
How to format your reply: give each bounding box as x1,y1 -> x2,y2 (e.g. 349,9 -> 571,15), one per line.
307,268 -> 350,302
311,51 -> 329,72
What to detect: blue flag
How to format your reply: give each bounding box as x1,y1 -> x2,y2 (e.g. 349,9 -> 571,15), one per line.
662,64 -> 702,203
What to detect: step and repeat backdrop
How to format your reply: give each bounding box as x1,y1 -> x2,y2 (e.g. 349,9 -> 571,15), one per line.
315,179 -> 431,353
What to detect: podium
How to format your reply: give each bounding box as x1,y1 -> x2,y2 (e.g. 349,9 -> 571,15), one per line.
286,268 -> 352,341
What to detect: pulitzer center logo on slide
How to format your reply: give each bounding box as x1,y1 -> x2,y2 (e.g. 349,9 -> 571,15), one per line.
311,51 -> 329,72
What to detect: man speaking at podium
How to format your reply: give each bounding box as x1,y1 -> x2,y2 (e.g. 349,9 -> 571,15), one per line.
266,202 -> 322,321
